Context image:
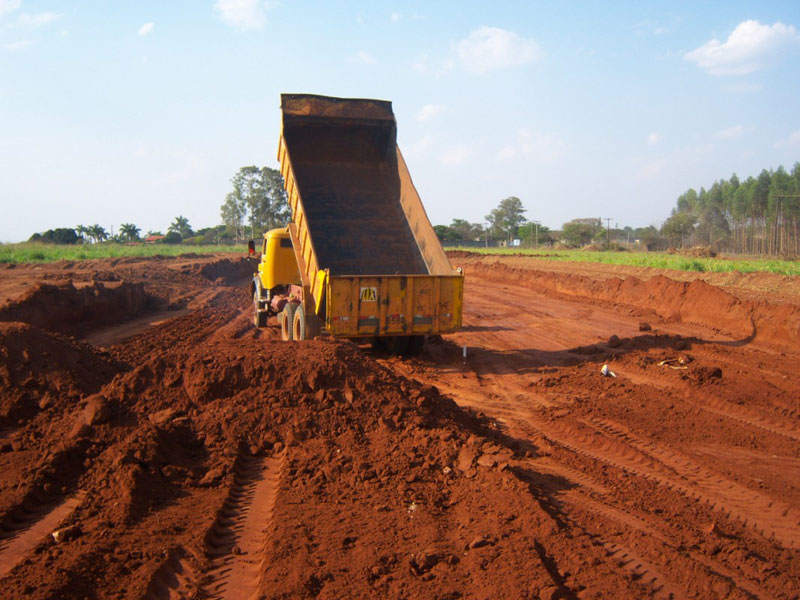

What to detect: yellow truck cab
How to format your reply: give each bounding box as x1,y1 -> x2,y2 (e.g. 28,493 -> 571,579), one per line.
257,228 -> 300,291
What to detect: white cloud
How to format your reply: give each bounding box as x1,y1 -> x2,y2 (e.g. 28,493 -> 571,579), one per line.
138,22 -> 154,36
17,12 -> 61,26
4,38 -> 34,50
349,50 -> 376,64
442,145 -> 473,165
417,104 -> 446,121
713,125 -> 745,140
404,135 -> 434,159
774,130 -> 800,148
497,146 -> 516,161
647,132 -> 661,146
0,0 -> 21,18
391,12 -> 400,23
497,128 -> 565,162
453,26 -> 542,74
684,20 -> 800,76
214,0 -> 269,30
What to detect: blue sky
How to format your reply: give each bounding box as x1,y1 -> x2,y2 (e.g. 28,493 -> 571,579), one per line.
1,0 -> 799,242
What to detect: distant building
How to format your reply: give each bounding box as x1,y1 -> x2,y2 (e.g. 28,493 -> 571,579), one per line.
144,235 -> 165,244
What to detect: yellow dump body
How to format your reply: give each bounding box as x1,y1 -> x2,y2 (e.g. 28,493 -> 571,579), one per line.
277,94 -> 463,338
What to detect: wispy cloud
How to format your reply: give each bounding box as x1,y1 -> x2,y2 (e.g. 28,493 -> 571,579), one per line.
684,20 -> 800,76
713,125 -> 745,140
634,20 -> 671,37
138,22 -> 154,36
0,0 -> 21,18
647,132 -> 661,146
390,12 -> 401,23
496,128 -> 565,163
349,50 -> 376,64
452,26 -> 542,74
774,130 -> 800,148
17,11 -> 61,26
4,38 -> 34,51
417,104 -> 446,121
442,145 -> 474,165
214,0 -> 271,31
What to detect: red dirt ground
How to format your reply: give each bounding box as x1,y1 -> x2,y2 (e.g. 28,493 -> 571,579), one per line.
0,251 -> 798,599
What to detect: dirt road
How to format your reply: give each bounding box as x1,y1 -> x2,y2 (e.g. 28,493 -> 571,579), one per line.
0,252 -> 798,599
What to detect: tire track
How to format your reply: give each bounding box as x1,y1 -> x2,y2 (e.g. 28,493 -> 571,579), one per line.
143,547 -> 198,600
568,416 -> 800,549
0,491 -> 85,578
202,451 -> 285,600
602,541 -> 683,600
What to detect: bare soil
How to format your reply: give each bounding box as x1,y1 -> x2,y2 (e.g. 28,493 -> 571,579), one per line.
0,251 -> 798,599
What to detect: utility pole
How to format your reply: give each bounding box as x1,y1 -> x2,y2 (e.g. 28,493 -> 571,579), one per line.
532,220 -> 540,249
604,217 -> 613,246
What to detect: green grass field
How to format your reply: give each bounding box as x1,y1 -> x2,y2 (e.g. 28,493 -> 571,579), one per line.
0,242 -> 244,264
451,247 -> 800,276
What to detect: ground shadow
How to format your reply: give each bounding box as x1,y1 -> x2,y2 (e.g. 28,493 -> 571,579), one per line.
416,324 -> 757,376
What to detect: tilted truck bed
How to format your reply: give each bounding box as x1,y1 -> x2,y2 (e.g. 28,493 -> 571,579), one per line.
277,94 -> 463,338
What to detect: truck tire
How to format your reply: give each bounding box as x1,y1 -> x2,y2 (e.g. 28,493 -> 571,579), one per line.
253,289 -> 268,327
280,303 -> 298,341
292,304 -> 323,341
404,335 -> 425,356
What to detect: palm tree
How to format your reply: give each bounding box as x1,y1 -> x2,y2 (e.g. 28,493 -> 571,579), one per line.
75,224 -> 89,244
119,223 -> 141,242
89,224 -> 108,243
168,215 -> 192,238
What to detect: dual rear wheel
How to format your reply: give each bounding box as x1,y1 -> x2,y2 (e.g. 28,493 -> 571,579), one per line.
281,303 -> 321,341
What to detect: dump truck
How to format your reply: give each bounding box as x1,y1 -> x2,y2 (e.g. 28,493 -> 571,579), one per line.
251,94 -> 464,355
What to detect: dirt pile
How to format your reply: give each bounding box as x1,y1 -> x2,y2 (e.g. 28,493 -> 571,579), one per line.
0,281 -> 153,336
199,257 -> 258,285
0,329 -> 642,599
0,322 -> 120,424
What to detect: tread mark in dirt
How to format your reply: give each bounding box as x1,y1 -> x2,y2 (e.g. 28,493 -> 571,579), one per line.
203,452 -> 285,600
548,415 -> 800,548
143,547 -> 199,600
698,394 -> 800,442
0,491 -> 85,578
602,541 -> 682,600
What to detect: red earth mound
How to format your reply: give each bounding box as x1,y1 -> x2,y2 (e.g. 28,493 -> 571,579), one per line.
0,322 -> 120,425
0,329 -> 644,599
0,281 -> 153,337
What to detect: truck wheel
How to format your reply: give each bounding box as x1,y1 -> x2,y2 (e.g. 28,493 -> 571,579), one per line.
292,304 -> 322,340
404,335 -> 425,356
253,290 -> 268,327
281,303 -> 298,341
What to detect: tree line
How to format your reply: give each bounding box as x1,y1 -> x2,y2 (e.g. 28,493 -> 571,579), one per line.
662,163 -> 800,255
28,216 -> 218,245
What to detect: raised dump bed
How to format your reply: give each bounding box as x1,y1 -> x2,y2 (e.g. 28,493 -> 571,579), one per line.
253,94 -> 463,353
